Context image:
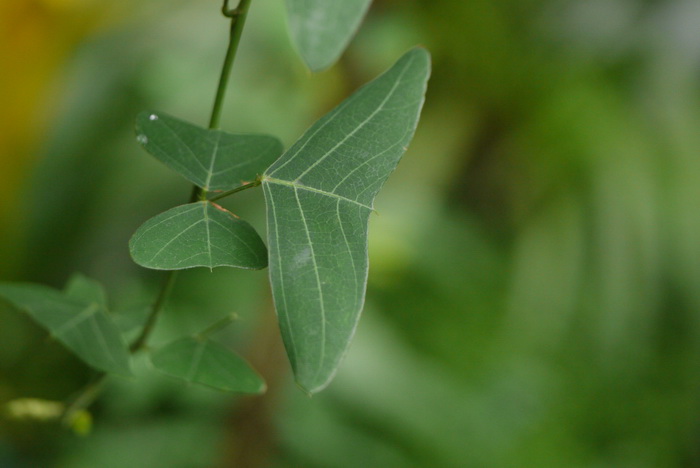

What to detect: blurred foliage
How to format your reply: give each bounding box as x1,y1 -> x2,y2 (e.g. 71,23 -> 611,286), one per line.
2,0 -> 700,466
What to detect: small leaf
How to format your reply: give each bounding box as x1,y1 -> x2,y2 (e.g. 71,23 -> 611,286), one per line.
129,201 -> 267,271
135,111 -> 283,192
262,48 -> 430,392
0,283 -> 132,376
286,0 -> 373,72
150,337 -> 266,394
64,273 -> 107,308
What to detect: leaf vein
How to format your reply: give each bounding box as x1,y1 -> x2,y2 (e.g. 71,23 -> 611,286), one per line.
159,120 -> 210,181
263,178 -> 372,210
53,303 -> 99,337
291,55 -> 414,183
149,219 -> 205,263
294,187 -> 326,382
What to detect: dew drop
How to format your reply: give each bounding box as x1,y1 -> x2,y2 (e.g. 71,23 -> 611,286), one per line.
149,114 -> 158,121
137,134 -> 148,144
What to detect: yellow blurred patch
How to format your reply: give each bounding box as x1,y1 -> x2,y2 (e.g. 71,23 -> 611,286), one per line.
0,0 -> 121,275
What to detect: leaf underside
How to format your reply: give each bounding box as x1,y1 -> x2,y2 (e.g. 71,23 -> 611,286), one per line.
262,48 -> 431,392
135,111 -> 283,192
0,283 -> 131,376
286,0 -> 373,72
129,201 -> 268,271
150,337 -> 266,394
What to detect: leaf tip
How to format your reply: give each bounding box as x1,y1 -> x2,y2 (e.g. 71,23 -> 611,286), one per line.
294,373 -> 335,396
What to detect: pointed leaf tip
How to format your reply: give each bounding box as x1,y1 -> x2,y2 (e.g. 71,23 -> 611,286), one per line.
262,48 -> 430,392
286,0 -> 373,72
64,273 -> 108,308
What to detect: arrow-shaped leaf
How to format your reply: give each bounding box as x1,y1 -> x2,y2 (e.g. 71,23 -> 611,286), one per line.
262,48 -> 430,392
0,283 -> 132,376
129,201 -> 267,271
135,111 -> 283,192
150,337 -> 266,394
286,0 -> 373,72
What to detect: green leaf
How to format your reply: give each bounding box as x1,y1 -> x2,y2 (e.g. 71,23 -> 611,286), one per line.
113,304 -> 151,336
0,283 -> 131,376
150,337 -> 266,394
135,111 -> 283,192
129,201 -> 267,271
64,273 -> 108,308
286,0 -> 373,72
262,48 -> 431,392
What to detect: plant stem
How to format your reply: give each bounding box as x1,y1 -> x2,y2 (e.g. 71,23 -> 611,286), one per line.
209,0 -> 253,131
61,373 -> 107,426
208,179 -> 260,202
130,270 -> 178,352
61,1 -> 254,426
133,0 -> 254,351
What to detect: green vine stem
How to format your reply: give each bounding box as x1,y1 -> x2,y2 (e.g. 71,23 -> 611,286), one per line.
61,0 -> 254,426
210,0 -> 252,131
129,269 -> 178,352
208,179 -> 260,202
61,373 -> 107,426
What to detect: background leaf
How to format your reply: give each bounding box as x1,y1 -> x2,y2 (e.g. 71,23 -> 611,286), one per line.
0,283 -> 131,376
286,0 -> 373,72
150,337 -> 266,394
135,111 -> 283,192
112,304 -> 151,338
64,273 -> 108,308
129,201 -> 268,271
262,48 -> 430,392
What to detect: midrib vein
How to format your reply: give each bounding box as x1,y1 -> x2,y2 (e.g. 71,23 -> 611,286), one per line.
262,177 -> 372,210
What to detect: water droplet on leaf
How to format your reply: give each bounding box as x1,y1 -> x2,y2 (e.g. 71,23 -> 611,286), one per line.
149,114 -> 158,121
137,135 -> 148,144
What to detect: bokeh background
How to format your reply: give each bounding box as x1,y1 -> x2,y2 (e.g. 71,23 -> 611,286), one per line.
2,0 -> 700,466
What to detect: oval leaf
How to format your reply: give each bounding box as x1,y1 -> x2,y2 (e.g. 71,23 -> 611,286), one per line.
129,201 -> 267,271
262,48 -> 431,392
150,337 -> 266,394
0,283 -> 131,376
286,0 -> 372,72
135,111 -> 283,192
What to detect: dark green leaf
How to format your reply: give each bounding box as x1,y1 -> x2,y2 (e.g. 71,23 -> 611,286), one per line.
129,201 -> 267,271
0,283 -> 131,376
135,111 -> 283,192
150,337 -> 266,394
262,48 -> 431,392
64,273 -> 107,308
286,0 -> 373,72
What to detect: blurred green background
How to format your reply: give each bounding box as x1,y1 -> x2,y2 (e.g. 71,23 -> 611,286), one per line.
2,0 -> 700,466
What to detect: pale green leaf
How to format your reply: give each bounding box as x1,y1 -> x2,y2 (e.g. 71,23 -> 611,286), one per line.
262,48 -> 431,392
64,273 -> 108,308
286,0 -> 372,72
150,337 -> 266,394
0,283 -> 131,376
113,304 -> 151,336
135,111 -> 283,192
129,201 -> 267,271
